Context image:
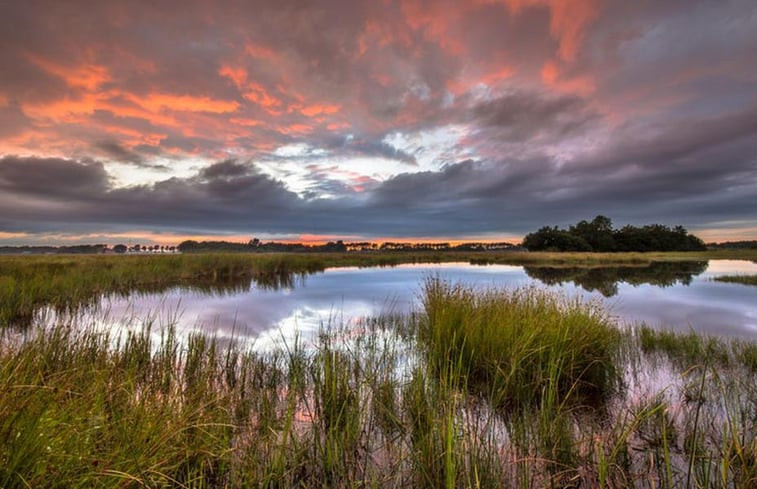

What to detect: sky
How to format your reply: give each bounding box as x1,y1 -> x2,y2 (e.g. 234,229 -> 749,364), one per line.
1,0 -> 756,245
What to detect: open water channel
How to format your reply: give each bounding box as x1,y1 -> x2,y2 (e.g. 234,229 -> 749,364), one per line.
75,259 -> 757,348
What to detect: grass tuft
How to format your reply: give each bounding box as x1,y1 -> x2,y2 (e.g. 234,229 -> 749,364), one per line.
420,279 -> 621,409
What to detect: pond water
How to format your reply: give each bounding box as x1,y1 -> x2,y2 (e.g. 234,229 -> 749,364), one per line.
84,260 -> 757,347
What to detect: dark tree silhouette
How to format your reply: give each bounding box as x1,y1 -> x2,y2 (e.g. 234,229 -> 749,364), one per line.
523,216 -> 706,252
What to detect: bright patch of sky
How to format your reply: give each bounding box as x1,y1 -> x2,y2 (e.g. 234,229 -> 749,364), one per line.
257,126 -> 475,198
107,158 -> 204,187
383,124 -> 474,170
272,143 -> 326,158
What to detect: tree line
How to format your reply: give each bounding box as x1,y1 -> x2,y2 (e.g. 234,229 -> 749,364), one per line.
522,216 -> 706,252
176,239 -> 520,253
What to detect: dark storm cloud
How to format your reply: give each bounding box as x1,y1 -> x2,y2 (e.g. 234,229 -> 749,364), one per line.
199,159 -> 253,180
0,155 -> 110,197
95,141 -> 148,166
470,92 -> 597,141
324,135 -> 418,165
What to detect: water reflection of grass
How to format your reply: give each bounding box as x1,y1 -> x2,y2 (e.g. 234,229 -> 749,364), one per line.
714,275 -> 757,286
0,254 -> 330,327
2,282 -> 757,487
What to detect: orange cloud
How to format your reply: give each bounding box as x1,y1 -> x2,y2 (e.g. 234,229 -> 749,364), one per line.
23,93 -> 101,122
401,1 -> 464,54
220,65 -> 283,114
0,93 -> 9,108
103,125 -> 166,147
219,64 -> 248,89
244,42 -> 275,59
27,54 -> 111,90
300,104 -> 340,117
21,87 -> 237,144
127,93 -> 239,113
502,0 -> 600,62
481,66 -> 515,86
548,0 -> 600,62
327,122 -> 350,131
278,123 -> 312,135
243,82 -> 283,113
25,88 -> 232,125
101,101 -> 178,127
541,59 -> 595,95
0,231 -> 30,240
276,83 -> 306,103
229,117 -> 262,127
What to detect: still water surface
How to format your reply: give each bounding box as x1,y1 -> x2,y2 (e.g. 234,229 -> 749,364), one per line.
94,260 -> 757,346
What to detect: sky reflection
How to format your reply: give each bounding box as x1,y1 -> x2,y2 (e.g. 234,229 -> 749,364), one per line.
93,260 -> 757,347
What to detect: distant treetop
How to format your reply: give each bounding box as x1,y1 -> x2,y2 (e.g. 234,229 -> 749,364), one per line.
522,216 -> 706,252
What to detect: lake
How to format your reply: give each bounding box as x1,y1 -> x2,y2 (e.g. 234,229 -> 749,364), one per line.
74,259 -> 757,348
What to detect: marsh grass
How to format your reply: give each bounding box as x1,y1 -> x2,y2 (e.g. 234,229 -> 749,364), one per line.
639,326 -> 731,368
2,276 -> 757,487
420,279 -> 621,409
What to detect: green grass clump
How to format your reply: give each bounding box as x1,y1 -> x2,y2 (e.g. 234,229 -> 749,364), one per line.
420,279 -> 621,409
0,325 -> 238,488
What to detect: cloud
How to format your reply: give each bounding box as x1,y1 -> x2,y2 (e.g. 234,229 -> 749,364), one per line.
2,105 -> 756,240
324,135 -> 418,165
0,0 -> 756,240
469,90 -> 597,141
0,155 -> 110,198
199,159 -> 253,180
95,141 -> 147,166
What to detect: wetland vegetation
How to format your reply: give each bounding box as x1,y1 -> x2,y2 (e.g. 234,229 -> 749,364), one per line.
2,250 -> 755,329
1,251 -> 757,487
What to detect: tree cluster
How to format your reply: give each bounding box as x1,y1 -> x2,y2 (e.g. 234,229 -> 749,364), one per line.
522,216 -> 706,252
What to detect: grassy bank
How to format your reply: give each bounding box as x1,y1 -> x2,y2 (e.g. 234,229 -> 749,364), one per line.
2,250 -> 756,328
2,282 -> 757,488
